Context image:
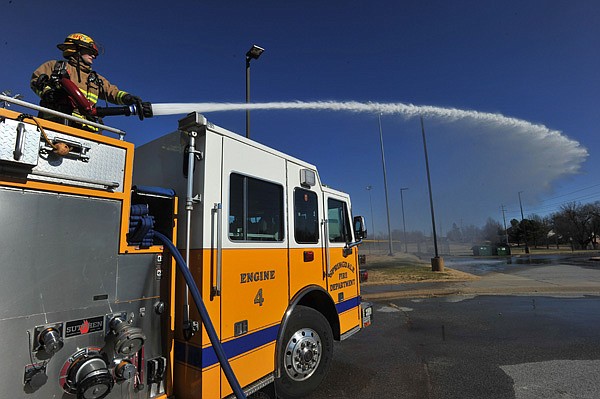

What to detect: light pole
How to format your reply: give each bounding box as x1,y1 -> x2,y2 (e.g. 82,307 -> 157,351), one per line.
378,114 -> 394,256
366,185 -> 376,254
0,90 -> 23,108
400,187 -> 409,253
245,44 -> 264,139
420,116 -> 443,271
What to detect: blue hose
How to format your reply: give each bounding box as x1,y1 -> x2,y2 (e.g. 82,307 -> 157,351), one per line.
154,231 -> 247,399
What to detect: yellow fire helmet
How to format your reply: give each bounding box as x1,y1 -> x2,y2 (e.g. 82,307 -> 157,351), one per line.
57,33 -> 101,59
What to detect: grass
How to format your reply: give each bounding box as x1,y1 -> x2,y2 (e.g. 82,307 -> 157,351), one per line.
358,245 -> 600,286
361,253 -> 478,285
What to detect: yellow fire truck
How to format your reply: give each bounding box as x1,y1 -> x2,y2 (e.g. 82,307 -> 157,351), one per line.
0,95 -> 372,399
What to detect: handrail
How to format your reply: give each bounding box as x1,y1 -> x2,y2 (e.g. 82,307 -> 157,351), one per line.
214,203 -> 223,296
323,219 -> 330,275
0,94 -> 127,140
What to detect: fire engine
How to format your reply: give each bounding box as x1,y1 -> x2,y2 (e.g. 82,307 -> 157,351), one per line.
0,94 -> 372,399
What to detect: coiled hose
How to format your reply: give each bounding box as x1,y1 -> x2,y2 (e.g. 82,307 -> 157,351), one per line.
154,231 -> 247,399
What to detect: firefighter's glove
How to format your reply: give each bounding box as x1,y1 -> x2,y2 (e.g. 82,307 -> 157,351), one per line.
141,102 -> 153,118
41,88 -> 57,103
33,74 -> 50,92
122,94 -> 142,106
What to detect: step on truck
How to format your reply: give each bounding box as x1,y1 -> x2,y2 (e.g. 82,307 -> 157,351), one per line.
0,95 -> 372,399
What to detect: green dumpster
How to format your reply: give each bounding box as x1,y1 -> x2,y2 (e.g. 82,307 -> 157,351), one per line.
472,245 -> 494,256
496,245 -> 511,256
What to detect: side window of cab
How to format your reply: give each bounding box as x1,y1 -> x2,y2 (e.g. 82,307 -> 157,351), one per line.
327,198 -> 351,243
294,188 -> 319,244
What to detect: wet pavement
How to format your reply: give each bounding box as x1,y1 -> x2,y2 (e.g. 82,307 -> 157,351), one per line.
264,255 -> 600,398
301,254 -> 600,398
361,254 -> 600,300
306,294 -> 600,399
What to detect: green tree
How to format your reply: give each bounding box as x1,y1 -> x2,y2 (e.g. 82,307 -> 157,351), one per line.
507,218 -> 522,245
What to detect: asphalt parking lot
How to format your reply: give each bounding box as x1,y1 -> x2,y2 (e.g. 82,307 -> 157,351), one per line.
306,294 -> 600,399
305,255 -> 600,399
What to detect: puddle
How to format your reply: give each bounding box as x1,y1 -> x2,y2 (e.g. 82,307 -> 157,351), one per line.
443,256 -> 560,275
507,257 -> 554,265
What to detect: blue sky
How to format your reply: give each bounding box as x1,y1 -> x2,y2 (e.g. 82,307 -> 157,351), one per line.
3,1 -> 599,237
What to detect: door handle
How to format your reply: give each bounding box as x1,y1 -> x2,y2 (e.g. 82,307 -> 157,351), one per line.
212,203 -> 223,296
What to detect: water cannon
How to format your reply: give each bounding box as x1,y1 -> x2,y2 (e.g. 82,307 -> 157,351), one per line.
94,102 -> 153,120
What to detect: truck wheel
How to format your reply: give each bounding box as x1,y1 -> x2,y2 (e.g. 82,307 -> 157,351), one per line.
275,305 -> 333,399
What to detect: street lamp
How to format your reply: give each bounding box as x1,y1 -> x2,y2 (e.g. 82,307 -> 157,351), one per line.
400,187 -> 409,253
420,116 -> 443,271
366,185 -> 376,254
0,90 -> 24,108
245,44 -> 265,139
378,114 -> 394,256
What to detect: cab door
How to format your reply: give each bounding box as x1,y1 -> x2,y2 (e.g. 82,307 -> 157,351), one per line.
323,193 -> 362,335
218,136 -> 289,396
287,164 -> 327,297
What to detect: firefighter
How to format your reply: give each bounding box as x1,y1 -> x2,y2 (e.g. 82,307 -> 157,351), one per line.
30,33 -> 151,131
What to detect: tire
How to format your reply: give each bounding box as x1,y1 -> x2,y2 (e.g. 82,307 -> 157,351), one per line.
275,305 -> 334,399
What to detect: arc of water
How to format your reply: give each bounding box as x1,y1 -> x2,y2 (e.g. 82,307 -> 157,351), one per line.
151,100 -> 588,163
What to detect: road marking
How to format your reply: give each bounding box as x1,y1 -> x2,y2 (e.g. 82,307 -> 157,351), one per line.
377,303 -> 414,313
377,306 -> 400,313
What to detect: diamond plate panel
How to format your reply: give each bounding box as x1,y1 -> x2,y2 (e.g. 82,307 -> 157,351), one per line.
32,129 -> 126,191
2,118 -> 126,191
0,117 -> 40,167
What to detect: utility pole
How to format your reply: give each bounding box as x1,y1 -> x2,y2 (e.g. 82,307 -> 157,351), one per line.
518,191 -> 530,254
500,205 -> 509,245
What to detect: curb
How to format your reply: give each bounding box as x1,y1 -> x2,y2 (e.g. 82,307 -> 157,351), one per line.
362,286 -> 600,301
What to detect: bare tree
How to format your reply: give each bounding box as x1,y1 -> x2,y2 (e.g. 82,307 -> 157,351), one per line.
552,202 -> 594,249
482,218 -> 503,244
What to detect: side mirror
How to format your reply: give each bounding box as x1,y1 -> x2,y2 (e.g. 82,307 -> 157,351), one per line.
353,216 -> 367,240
